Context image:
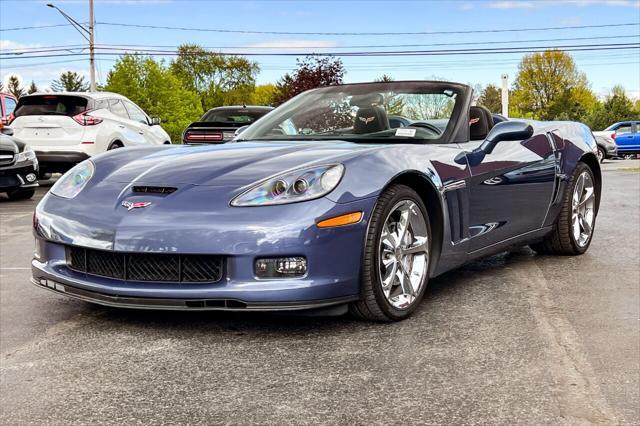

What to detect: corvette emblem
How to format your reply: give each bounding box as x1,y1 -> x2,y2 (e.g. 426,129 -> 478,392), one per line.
358,116 -> 375,124
121,200 -> 152,211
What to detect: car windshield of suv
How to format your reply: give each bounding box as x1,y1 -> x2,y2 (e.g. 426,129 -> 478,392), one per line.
201,109 -> 267,125
238,82 -> 461,143
14,95 -> 88,117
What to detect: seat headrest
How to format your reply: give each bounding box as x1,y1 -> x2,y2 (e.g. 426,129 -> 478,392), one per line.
470,105 -> 494,140
354,106 -> 390,134
350,93 -> 384,108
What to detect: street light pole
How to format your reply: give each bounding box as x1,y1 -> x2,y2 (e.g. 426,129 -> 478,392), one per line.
46,2 -> 96,92
88,0 -> 96,92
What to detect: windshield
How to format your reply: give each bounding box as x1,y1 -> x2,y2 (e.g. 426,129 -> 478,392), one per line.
14,95 -> 88,117
201,108 -> 271,125
238,82 -> 463,143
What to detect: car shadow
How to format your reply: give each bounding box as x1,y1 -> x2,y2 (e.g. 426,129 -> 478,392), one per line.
86,247 -> 539,334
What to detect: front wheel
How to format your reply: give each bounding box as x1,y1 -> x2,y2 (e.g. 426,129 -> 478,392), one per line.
350,184 -> 431,322
530,162 -> 597,255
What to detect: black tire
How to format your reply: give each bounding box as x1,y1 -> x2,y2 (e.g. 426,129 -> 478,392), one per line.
349,184 -> 431,322
530,162 -> 597,255
597,146 -> 605,163
108,141 -> 123,150
7,188 -> 35,201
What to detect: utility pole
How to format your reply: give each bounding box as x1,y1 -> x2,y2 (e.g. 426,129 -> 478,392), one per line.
46,2 -> 96,92
88,0 -> 96,92
501,74 -> 509,118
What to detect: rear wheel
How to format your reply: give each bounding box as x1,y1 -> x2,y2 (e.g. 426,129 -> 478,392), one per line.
7,188 -> 35,201
108,141 -> 123,150
350,184 -> 431,322
530,162 -> 597,255
597,146 -> 605,163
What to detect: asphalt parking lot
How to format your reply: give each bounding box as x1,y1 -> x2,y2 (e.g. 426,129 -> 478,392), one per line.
1,159 -> 638,424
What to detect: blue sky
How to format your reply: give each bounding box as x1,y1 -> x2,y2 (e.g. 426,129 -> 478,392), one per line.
1,0 -> 639,98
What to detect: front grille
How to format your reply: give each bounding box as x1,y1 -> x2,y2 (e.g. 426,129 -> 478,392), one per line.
67,246 -> 223,283
0,150 -> 14,166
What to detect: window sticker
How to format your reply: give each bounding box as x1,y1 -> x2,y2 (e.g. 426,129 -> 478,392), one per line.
395,128 -> 416,137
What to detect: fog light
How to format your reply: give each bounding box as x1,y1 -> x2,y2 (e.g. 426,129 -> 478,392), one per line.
256,257 -> 307,278
26,173 -> 37,182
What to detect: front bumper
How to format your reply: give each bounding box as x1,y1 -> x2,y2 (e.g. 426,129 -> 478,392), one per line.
34,151 -> 90,173
0,160 -> 39,191
32,194 -> 376,310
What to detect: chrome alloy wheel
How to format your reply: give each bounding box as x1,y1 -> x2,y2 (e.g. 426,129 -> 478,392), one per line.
572,171 -> 596,247
378,200 -> 429,309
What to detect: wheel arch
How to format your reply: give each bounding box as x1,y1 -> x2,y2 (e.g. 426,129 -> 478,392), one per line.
380,171 -> 444,275
108,139 -> 124,150
580,152 -> 602,214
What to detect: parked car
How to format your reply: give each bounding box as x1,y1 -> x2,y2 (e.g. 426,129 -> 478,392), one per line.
0,123 -> 38,200
0,92 -> 18,124
33,81 -> 601,322
182,105 -> 273,144
605,121 -> 640,158
9,92 -> 171,174
594,134 -> 618,162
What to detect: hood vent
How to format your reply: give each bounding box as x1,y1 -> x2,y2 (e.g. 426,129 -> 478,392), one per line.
132,186 -> 177,194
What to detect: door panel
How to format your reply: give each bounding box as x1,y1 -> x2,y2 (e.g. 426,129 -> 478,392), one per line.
460,133 -> 556,252
614,123 -> 640,153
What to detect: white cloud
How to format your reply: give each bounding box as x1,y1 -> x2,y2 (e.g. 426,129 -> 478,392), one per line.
0,40 -> 42,51
489,1 -> 536,8
487,0 -> 639,7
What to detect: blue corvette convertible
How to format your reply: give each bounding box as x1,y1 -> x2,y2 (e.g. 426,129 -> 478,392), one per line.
32,81 -> 601,321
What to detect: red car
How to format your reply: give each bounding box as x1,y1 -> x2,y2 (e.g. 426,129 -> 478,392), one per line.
0,92 -> 18,124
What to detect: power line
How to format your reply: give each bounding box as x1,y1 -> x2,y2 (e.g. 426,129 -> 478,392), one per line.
0,23 -> 86,31
3,34 -> 639,54
2,42 -> 638,59
95,21 -> 640,36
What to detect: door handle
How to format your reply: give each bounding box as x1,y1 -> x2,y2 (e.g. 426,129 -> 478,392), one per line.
138,130 -> 144,135
118,125 -> 125,129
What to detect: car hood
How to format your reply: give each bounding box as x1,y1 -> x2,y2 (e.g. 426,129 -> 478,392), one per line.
98,141 -> 380,187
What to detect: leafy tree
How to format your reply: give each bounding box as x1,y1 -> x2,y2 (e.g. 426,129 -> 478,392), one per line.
170,44 -> 259,110
27,80 -> 38,94
511,50 -> 596,121
273,56 -> 345,105
586,86 -> 639,130
105,54 -> 203,143
478,84 -> 502,113
7,75 -> 24,98
51,71 -> 89,92
251,84 -> 277,106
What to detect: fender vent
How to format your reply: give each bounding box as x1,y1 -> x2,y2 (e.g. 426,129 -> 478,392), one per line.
132,186 -> 177,194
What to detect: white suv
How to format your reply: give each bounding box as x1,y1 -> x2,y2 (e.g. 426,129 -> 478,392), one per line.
10,92 -> 171,174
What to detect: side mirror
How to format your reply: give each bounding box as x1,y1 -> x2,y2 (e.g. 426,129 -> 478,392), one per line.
480,121 -> 534,154
150,117 -> 161,126
235,125 -> 249,136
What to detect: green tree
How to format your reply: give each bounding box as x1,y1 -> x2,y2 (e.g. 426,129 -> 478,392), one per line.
7,75 -> 24,99
170,44 -> 259,110
251,84 -> 277,106
27,80 -> 38,94
586,86 -> 639,130
51,71 -> 89,92
105,54 -> 203,143
478,84 -> 502,113
511,50 -> 596,121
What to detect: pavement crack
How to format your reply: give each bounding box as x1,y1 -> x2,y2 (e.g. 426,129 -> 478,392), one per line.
519,258 -> 617,424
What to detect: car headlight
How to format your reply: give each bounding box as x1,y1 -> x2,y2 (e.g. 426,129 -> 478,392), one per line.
231,164 -> 344,206
15,146 -> 36,163
50,160 -> 95,199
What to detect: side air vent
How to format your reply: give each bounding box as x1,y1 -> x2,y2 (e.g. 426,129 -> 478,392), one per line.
132,186 -> 177,194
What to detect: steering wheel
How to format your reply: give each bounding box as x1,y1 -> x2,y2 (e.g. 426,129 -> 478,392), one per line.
407,122 -> 442,135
